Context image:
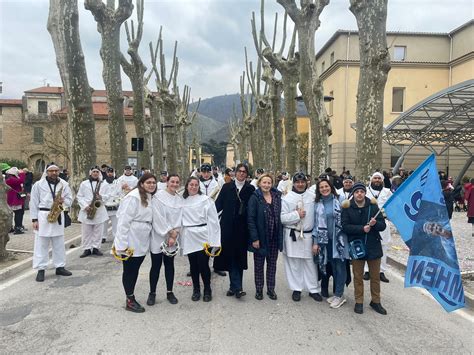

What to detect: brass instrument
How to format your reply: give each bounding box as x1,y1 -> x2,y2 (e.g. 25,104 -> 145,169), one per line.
209,185 -> 221,201
47,186 -> 64,223
86,181 -> 102,220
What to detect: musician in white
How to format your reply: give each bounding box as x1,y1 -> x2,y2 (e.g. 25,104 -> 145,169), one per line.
365,172 -> 393,283
281,172 -> 322,302
157,171 -> 168,191
199,163 -> 219,197
181,176 -> 221,302
150,174 -> 183,306
336,176 -> 354,202
114,173 -> 156,313
30,163 -> 73,282
100,167 -> 121,243
277,172 -> 292,195
117,165 -> 138,196
77,166 -> 108,258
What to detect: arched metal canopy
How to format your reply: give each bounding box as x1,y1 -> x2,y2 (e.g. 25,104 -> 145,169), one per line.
383,79 -> 474,182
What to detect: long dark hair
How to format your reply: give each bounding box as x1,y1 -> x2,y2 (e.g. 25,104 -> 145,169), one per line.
137,173 -> 157,207
315,178 -> 339,203
183,176 -> 202,199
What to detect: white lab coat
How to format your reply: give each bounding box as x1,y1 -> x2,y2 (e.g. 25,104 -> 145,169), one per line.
77,179 -> 108,224
199,178 -> 219,197
151,190 -> 183,254
100,179 -> 122,216
117,174 -> 138,196
181,194 -> 221,255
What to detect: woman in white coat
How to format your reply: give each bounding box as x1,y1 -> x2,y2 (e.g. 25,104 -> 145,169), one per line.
181,176 -> 221,302
114,173 -> 157,313
149,174 -> 183,306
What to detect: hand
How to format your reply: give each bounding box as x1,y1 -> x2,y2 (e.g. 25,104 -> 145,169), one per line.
363,225 -> 371,233
297,208 -> 306,219
312,244 -> 320,255
32,221 -> 39,231
169,229 -> 177,239
85,206 -> 91,212
369,217 -> 377,226
167,237 -> 176,247
252,240 -> 260,249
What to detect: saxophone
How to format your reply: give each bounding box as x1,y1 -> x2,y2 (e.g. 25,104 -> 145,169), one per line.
47,186 -> 64,223
86,181 -> 102,220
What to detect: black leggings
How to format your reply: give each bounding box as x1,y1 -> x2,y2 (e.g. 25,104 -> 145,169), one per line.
188,250 -> 211,292
14,208 -> 24,228
122,255 -> 146,296
149,252 -> 175,293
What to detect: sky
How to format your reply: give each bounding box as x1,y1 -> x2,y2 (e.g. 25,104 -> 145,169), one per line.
0,0 -> 472,101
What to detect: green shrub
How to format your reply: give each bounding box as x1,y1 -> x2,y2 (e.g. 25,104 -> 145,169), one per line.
0,158 -> 28,169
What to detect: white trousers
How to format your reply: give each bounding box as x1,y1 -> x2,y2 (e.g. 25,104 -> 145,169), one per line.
33,234 -> 66,270
284,255 -> 320,293
102,215 -> 118,241
82,223 -> 103,250
364,244 -> 388,273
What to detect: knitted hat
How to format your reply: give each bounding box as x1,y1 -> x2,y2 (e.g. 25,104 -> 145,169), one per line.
351,182 -> 366,193
371,172 -> 384,180
292,172 -> 307,183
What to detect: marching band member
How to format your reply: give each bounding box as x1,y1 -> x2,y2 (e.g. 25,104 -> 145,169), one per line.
100,167 -> 121,243
365,172 -> 393,283
77,166 -> 108,258
250,168 -> 264,188
199,163 -> 219,197
277,172 -> 291,195
181,176 -> 221,302
336,176 -> 354,202
117,165 -> 138,196
149,174 -> 183,306
281,173 -> 322,302
114,173 -> 156,313
157,171 -> 168,191
30,163 -> 73,282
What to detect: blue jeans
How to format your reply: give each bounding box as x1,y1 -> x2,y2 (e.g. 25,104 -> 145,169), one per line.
229,257 -> 244,292
328,240 -> 347,297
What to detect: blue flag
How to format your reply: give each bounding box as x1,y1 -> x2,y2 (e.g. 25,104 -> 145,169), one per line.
384,154 -> 465,312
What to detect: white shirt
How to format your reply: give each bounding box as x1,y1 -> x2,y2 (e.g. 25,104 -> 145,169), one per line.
114,189 -> 153,257
30,178 -> 73,237
100,179 -> 122,215
277,179 -> 291,195
366,184 -> 393,244
199,178 -> 219,197
117,174 -> 138,196
181,194 -> 221,255
157,181 -> 168,191
280,190 -> 315,259
76,179 -> 108,224
151,190 -> 183,254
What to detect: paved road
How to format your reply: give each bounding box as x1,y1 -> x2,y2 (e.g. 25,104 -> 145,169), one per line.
0,242 -> 472,354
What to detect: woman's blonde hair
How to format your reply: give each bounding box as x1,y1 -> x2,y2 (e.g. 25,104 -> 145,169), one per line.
257,173 -> 274,187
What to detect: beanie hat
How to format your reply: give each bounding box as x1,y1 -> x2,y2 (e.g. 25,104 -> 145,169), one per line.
351,182 -> 366,193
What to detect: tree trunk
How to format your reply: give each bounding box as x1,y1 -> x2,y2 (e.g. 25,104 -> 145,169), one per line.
350,0 -> 391,182
85,0 -> 133,169
147,95 -> 163,173
0,174 -> 12,259
269,79 -> 283,172
282,79 -> 298,173
162,97 -> 178,174
48,0 -> 97,219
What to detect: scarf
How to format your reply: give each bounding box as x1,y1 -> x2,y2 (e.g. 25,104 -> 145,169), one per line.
314,196 -> 345,275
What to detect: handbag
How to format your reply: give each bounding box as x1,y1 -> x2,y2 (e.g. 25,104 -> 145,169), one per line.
348,204 -> 371,260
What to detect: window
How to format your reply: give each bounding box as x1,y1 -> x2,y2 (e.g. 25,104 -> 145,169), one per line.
394,46 -> 406,61
0,127 -> 3,144
38,101 -> 48,115
33,127 -> 44,144
328,91 -> 334,116
330,51 -> 335,65
392,87 -> 405,112
321,61 -> 325,73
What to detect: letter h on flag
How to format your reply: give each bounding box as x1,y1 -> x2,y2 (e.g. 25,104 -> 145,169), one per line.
384,154 -> 465,312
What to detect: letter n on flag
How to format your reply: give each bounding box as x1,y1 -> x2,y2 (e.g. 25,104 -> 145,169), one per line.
384,154 -> 465,312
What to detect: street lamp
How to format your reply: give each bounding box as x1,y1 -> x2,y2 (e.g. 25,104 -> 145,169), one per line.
161,123 -> 175,170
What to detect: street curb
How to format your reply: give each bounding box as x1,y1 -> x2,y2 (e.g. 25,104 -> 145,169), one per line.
387,256 -> 474,310
0,234 -> 82,282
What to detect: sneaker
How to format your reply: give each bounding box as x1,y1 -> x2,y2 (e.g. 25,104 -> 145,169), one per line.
36,270 -> 45,282
370,301 -> 387,315
192,290 -> 201,301
126,296 -> 145,313
354,303 -> 364,314
363,272 -> 370,281
326,296 -> 336,304
55,267 -> 72,276
380,272 -> 390,283
292,291 -> 301,302
147,293 -> 156,306
329,296 -> 347,309
309,293 -> 323,302
167,292 -> 178,304
13,227 -> 25,235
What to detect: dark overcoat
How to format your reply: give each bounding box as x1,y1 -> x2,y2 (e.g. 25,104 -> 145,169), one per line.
213,181 -> 255,271
341,197 -> 386,260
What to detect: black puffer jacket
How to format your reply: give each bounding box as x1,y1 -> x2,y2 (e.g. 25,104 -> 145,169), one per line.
341,197 -> 386,260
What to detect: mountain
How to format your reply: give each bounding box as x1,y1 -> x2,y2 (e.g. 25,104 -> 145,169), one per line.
187,113 -> 228,143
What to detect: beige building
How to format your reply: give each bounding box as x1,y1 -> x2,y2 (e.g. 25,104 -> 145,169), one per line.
316,20 -> 473,177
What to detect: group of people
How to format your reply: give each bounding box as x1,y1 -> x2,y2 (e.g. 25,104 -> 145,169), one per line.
14,159 -> 474,316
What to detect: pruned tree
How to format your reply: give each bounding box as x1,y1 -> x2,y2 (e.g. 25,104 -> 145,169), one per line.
85,0 -> 133,169
277,0 -> 331,176
145,87 -> 163,173
0,173 -> 12,260
48,0 -> 97,219
149,27 -> 179,174
350,0 -> 391,181
229,111 -> 242,164
120,0 -> 151,169
239,74 -> 254,165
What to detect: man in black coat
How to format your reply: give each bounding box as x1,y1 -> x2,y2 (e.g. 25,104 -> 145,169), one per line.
341,182 -> 387,316
214,163 -> 255,298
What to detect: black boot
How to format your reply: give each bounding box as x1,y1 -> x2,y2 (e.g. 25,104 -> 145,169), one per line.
380,272 -> 390,283
192,289 -> 201,301
80,249 -> 92,258
147,292 -> 156,306
167,291 -> 178,304
55,267 -> 72,276
36,270 -> 45,282
203,289 -> 212,302
126,295 -> 145,313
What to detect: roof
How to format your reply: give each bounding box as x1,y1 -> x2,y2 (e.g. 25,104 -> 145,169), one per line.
0,99 -> 22,106
92,89 -> 135,97
54,102 -> 133,118
24,86 -> 64,94
383,79 -> 474,156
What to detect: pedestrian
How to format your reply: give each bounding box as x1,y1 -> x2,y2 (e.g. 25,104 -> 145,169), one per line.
281,172 -> 322,302
465,178 -> 474,237
199,163 -> 220,199
149,174 -> 182,306
157,171 -> 168,191
23,167 -> 33,210
312,178 -> 350,309
342,182 -> 387,315
5,167 -> 26,234
214,163 -> 255,298
250,168 -> 264,188
181,176 -> 221,302
117,165 -> 138,196
100,167 -> 121,243
114,173 -> 156,313
30,163 -> 73,282
77,166 -> 108,258
247,173 -> 283,300
276,172 -> 291,194
336,175 -> 354,201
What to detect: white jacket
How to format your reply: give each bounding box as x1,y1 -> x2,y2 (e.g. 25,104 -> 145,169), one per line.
77,179 -> 108,224
151,190 -> 183,254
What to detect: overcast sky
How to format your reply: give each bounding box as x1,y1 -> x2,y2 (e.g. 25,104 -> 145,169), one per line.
0,0 -> 472,101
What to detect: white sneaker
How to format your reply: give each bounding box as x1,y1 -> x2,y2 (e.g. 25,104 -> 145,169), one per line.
330,296 -> 347,309
326,296 -> 335,304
